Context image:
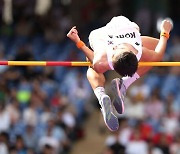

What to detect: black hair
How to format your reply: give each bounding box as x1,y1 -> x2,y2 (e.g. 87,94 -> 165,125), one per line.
113,51 -> 138,77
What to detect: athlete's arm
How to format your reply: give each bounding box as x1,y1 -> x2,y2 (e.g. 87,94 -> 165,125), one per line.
154,19 -> 172,58
141,37 -> 168,61
141,19 -> 172,61
67,27 -> 109,73
67,26 -> 94,63
141,36 -> 159,50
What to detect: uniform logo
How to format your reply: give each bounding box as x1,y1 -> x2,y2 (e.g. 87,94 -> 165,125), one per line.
108,32 -> 136,39
135,42 -> 140,46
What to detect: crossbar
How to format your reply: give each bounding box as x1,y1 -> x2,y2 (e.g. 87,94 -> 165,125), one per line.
0,61 -> 179,67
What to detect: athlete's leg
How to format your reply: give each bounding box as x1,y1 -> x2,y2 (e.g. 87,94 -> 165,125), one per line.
87,67 -> 119,131
86,67 -> 105,90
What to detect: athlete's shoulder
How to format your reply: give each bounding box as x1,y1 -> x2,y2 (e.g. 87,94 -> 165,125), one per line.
93,52 -> 109,73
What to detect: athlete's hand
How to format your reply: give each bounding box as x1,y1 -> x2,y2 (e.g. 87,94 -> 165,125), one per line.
161,19 -> 173,34
67,26 -> 80,43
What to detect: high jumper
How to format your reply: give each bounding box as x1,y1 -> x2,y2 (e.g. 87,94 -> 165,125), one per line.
67,15 -> 173,131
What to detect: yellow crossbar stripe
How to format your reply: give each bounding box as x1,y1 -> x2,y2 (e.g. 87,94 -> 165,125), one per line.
8,61 -> 46,66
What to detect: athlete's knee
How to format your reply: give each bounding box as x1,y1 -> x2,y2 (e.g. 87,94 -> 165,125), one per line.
86,68 -> 105,82
86,68 -> 95,80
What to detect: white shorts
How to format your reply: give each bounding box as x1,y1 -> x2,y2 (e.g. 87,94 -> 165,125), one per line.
106,16 -> 140,34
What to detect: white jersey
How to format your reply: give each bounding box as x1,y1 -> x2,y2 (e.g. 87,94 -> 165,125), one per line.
89,16 -> 142,70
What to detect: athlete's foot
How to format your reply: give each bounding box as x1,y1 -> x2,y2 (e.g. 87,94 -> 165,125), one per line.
100,95 -> 119,131
111,78 -> 126,114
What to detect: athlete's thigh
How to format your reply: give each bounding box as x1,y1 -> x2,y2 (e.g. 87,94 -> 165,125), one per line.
141,36 -> 159,50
